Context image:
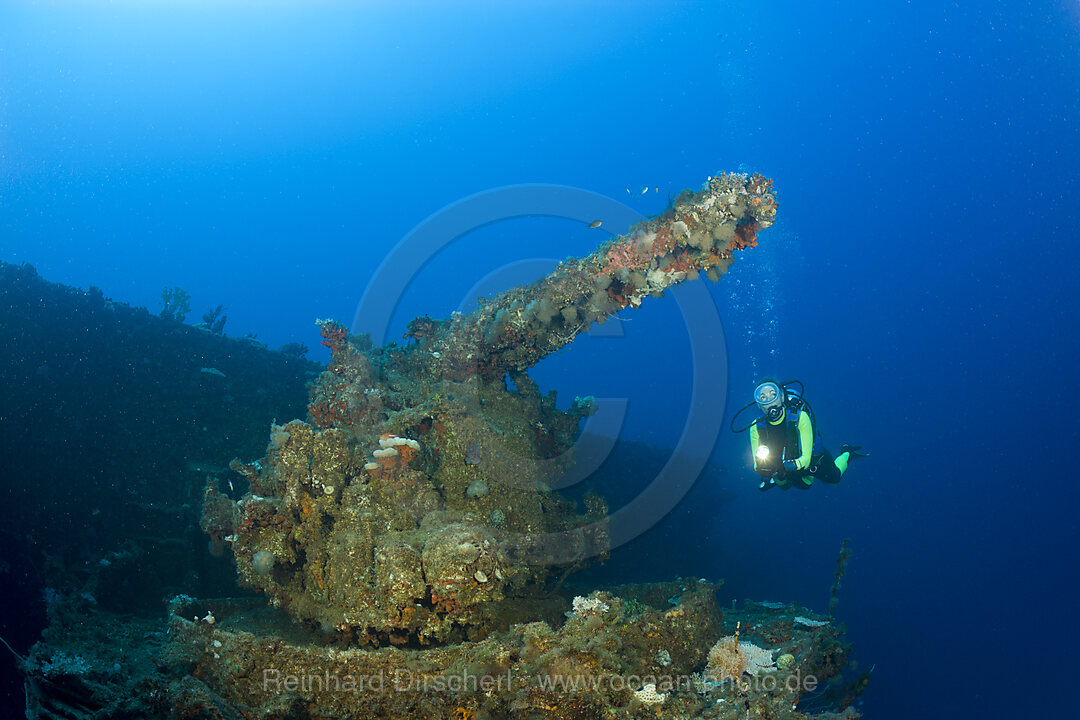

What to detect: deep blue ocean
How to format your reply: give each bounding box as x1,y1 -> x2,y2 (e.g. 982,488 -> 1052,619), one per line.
3,2 -> 1078,718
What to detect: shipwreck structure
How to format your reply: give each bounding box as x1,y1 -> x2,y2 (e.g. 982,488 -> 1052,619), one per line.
200,172 -> 779,647
15,172 -> 870,719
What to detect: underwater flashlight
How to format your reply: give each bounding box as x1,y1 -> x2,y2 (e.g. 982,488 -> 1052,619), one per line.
756,445 -> 770,461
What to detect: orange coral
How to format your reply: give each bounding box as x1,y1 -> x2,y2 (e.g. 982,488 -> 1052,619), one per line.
397,444 -> 418,465
317,319 -> 348,358
731,220 -> 758,251
404,315 -> 439,343
605,240 -> 640,270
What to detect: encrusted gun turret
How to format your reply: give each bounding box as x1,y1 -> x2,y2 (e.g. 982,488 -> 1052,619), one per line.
201,172 -> 777,646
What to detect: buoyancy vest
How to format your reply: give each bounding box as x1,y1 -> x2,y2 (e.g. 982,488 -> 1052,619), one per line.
755,410 -> 802,475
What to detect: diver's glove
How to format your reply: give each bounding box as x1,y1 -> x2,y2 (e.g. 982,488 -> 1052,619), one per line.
782,459 -> 798,473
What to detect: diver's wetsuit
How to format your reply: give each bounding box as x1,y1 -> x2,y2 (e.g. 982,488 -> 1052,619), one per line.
750,408 -> 847,489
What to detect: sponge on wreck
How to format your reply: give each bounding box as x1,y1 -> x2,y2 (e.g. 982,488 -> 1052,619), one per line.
705,634 -> 776,682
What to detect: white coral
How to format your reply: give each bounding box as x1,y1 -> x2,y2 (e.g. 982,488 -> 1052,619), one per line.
633,682 -> 667,705
569,595 -> 609,615
739,641 -> 776,676
379,435 -> 420,450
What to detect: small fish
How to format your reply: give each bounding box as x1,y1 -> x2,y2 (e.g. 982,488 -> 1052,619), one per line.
654,187 -> 659,193
625,188 -> 631,195
588,220 -> 603,229
640,186 -> 648,195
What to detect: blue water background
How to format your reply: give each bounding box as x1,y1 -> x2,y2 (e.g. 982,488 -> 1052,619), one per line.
3,2 -> 1078,717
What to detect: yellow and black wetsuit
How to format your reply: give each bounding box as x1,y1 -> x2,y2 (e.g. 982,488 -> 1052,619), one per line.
750,407 -> 851,489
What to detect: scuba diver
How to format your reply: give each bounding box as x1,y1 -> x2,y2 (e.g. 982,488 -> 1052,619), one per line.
731,378 -> 868,491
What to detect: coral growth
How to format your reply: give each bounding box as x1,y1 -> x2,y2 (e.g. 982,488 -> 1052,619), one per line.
139,582 -> 864,719
158,286 -> 190,322
410,172 -> 778,385
199,304 -> 227,334
632,682 -> 667,705
706,634 -> 776,682
317,318 -> 349,359
209,384 -> 605,644
200,173 -> 775,647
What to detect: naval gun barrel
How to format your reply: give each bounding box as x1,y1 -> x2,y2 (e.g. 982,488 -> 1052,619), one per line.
409,172 -> 777,383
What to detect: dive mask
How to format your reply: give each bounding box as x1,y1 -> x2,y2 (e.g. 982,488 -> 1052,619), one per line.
754,380 -> 784,422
